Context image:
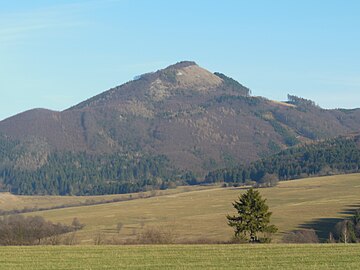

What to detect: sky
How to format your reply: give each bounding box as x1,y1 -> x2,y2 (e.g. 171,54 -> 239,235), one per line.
1,0 -> 360,120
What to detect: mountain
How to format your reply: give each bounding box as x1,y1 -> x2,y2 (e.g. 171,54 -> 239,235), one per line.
1,61 -> 360,195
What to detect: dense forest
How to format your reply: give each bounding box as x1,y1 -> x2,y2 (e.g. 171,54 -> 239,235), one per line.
1,133 -> 360,195
0,137 -> 192,195
205,136 -> 360,186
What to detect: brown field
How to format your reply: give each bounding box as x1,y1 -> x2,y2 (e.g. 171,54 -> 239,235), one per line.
1,174 -> 360,243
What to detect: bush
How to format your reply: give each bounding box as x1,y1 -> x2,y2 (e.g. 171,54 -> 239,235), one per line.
136,226 -> 176,244
72,217 -> 85,231
93,231 -> 106,245
334,220 -> 357,243
257,173 -> 279,188
0,215 -> 77,245
283,229 -> 319,243
62,232 -> 80,245
228,235 -> 248,244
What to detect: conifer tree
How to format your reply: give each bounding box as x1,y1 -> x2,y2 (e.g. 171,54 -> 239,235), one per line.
227,188 -> 277,242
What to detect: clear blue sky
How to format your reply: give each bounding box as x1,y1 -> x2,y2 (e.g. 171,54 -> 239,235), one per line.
1,0 -> 360,120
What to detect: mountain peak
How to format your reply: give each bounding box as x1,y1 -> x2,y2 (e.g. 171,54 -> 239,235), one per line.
150,61 -> 223,93
164,61 -> 198,70
70,61 -> 245,109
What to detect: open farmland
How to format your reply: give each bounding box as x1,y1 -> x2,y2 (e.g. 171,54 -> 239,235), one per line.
0,186 -> 209,212
2,174 -> 357,243
1,244 -> 360,270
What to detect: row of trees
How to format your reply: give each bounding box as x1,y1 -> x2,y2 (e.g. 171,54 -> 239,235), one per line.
205,137 -> 360,186
2,133 -> 359,196
213,72 -> 251,96
0,151 -> 191,195
332,209 -> 360,243
287,94 -> 318,107
0,216 -> 83,245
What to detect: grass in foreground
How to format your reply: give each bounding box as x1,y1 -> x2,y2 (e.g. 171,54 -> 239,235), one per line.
0,244 -> 360,270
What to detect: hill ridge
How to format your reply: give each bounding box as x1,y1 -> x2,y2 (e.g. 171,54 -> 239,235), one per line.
1,61 -> 360,195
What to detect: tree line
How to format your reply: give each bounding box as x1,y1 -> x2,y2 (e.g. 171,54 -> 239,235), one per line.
2,134 -> 360,196
0,151 -> 190,195
331,209 -> 360,243
287,94 -> 318,107
205,137 -> 360,186
0,215 -> 83,245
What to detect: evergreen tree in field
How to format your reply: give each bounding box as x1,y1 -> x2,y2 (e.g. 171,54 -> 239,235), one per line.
227,188 -> 277,242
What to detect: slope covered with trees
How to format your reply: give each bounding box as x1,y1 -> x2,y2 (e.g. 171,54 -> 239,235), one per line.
205,135 -> 360,186
1,61 -> 360,195
0,150 -> 186,195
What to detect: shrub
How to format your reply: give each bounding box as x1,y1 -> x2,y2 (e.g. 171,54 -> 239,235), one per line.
72,217 -> 85,231
283,229 -> 319,243
136,226 -> 176,244
0,215 -> 77,245
62,232 -> 80,245
93,231 -> 106,245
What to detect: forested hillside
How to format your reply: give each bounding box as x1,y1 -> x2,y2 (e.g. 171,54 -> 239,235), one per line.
205,135 -> 360,186
2,133 -> 360,195
0,149 -> 185,195
1,61 -> 360,195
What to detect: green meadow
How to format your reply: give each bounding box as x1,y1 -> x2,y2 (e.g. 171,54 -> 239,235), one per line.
1,244 -> 360,270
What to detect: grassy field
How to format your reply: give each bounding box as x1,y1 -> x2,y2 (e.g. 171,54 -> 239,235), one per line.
0,186 -> 208,211
1,174 -> 360,243
0,244 -> 360,269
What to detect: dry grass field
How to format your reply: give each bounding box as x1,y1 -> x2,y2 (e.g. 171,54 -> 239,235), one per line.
1,174 -> 358,243
0,186 -> 208,211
